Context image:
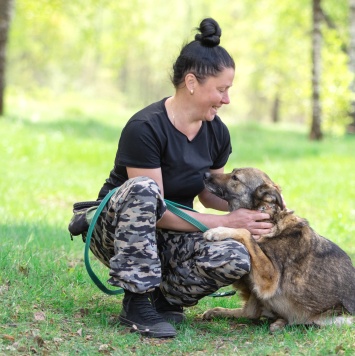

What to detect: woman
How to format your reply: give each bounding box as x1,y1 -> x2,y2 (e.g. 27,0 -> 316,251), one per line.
90,18 -> 272,338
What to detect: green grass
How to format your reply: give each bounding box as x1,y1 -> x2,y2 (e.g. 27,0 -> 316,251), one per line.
1,95 -> 355,355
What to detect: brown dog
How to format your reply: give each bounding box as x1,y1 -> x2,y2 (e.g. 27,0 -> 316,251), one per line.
202,167 -> 355,332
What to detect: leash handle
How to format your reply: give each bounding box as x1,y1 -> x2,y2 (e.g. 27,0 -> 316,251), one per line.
84,190 -> 208,295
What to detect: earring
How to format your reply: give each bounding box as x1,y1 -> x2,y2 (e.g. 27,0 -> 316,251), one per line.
190,89 -> 194,95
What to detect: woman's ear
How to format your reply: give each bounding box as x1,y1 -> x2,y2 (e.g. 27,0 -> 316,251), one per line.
185,73 -> 196,93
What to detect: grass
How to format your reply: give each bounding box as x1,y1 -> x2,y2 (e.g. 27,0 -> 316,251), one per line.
1,94 -> 355,355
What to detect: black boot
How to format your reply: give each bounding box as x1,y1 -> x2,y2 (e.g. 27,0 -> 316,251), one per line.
118,290 -> 176,338
150,288 -> 186,324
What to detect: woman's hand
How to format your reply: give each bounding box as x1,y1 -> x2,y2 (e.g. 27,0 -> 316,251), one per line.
225,208 -> 273,236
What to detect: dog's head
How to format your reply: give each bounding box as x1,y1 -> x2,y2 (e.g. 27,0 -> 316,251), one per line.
204,167 -> 285,213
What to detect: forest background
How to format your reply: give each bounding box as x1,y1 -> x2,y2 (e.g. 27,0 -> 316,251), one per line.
1,0 -> 353,136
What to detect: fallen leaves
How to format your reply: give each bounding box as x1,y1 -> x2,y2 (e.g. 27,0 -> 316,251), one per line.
53,337 -> 63,343
34,335 -> 45,347
34,311 -> 46,321
18,263 -> 30,276
73,308 -> 89,319
335,344 -> 345,354
1,330 -> 48,354
98,343 -> 115,354
0,281 -> 10,295
2,334 -> 15,342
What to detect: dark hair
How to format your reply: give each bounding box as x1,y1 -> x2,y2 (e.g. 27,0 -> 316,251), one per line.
171,18 -> 235,88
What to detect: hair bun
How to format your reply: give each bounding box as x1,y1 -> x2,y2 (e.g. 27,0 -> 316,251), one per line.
195,18 -> 221,47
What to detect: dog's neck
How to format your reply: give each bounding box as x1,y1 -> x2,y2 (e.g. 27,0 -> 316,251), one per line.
227,201 -> 278,214
228,200 -> 295,237
257,203 -> 296,238
228,201 -> 286,219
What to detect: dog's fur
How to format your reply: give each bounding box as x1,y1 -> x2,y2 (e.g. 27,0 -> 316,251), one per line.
202,167 -> 355,332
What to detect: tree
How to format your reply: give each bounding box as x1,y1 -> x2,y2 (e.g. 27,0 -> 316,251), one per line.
3,0 -> 352,134
348,0 -> 355,133
310,0 -> 323,140
0,0 -> 13,116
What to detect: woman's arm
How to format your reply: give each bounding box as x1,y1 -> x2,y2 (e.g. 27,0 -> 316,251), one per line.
127,166 -> 206,231
126,167 -> 273,235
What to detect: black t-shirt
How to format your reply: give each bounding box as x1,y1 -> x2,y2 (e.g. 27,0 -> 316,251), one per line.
98,97 -> 232,208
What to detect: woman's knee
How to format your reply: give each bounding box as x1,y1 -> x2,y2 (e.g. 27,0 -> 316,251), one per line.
202,239 -> 251,278
128,176 -> 160,195
223,241 -> 251,276
126,176 -> 165,219
110,176 -> 164,211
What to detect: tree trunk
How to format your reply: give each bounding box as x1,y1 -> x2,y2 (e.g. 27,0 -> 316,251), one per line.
0,0 -> 13,116
271,92 -> 280,123
348,0 -> 355,134
310,0 -> 323,140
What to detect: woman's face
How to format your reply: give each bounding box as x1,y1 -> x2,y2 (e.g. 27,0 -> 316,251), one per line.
194,67 -> 235,121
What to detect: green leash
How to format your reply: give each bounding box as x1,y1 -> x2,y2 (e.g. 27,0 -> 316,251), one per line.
164,199 -> 209,233
84,187 -> 122,295
84,189 -> 233,297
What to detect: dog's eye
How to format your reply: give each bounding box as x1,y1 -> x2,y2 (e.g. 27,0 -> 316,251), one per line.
232,175 -> 239,181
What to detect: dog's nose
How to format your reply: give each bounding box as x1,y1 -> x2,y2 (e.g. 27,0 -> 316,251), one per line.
204,172 -> 211,180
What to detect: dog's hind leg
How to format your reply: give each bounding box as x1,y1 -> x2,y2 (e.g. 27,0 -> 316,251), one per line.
278,314 -> 354,331
269,318 -> 288,332
204,227 -> 280,298
311,315 -> 355,327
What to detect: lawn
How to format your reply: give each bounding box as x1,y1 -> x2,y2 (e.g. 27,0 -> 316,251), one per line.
1,94 -> 355,355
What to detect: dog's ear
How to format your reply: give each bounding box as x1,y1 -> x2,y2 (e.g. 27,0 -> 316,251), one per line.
254,184 -> 285,210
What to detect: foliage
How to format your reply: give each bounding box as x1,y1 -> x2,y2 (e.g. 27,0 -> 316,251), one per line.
1,95 -> 355,354
5,0 -> 352,133
322,27 -> 352,134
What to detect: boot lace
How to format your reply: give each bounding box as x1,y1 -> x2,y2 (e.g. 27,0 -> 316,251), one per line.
135,295 -> 167,323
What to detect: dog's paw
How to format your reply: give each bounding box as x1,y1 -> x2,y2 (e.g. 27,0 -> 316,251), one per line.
203,227 -> 234,241
269,318 -> 287,333
202,307 -> 225,320
203,227 -> 251,242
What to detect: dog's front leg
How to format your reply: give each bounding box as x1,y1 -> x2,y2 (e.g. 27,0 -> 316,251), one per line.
203,307 -> 246,320
204,227 -> 280,298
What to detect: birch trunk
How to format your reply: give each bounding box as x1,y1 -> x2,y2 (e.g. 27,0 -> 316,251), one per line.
0,0 -> 14,116
348,0 -> 355,133
310,0 -> 323,140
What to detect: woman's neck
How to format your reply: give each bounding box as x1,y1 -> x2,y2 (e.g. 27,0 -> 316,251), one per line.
166,96 -> 202,140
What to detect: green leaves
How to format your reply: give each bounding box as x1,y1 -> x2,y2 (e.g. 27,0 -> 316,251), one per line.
5,0 -> 353,133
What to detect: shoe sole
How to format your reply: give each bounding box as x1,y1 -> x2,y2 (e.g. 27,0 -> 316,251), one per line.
158,311 -> 186,324
118,315 -> 177,338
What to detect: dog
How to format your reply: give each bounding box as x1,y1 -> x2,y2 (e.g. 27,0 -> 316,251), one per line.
202,167 -> 355,332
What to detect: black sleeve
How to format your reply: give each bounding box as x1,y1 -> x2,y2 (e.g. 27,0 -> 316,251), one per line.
210,120 -> 232,169
117,120 -> 162,168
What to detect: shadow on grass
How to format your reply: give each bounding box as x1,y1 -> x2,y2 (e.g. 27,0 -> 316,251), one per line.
8,114 -> 354,164
6,114 -> 124,142
229,122 -> 345,163
0,221 -> 75,249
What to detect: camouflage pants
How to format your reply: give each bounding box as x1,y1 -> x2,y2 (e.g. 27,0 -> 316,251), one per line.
90,176 -> 250,306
